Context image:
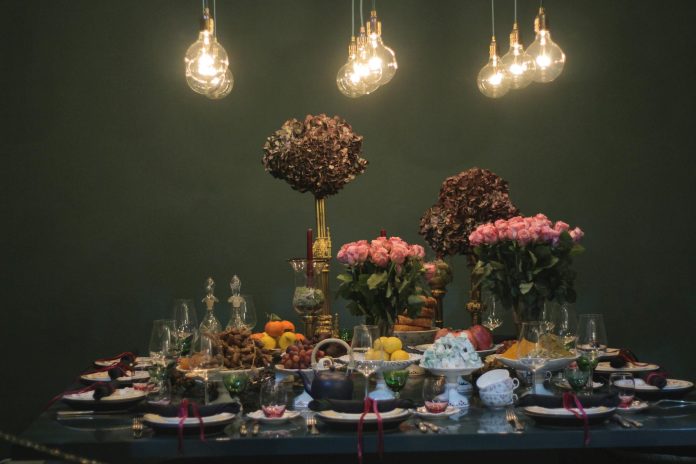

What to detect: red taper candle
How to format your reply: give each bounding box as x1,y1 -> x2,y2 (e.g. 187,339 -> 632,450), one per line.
380,229 -> 386,237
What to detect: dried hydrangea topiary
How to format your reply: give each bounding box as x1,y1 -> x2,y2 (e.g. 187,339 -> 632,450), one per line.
419,168 -> 519,257
262,114 -> 368,199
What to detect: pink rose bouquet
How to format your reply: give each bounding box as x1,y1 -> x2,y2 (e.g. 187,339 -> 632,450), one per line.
337,236 -> 429,329
470,214 -> 585,320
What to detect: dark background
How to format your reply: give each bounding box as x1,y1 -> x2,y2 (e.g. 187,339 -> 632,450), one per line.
1,0 -> 695,441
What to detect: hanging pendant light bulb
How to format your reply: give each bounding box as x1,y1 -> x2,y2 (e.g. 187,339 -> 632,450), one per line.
206,68 -> 233,99
477,1 -> 510,98
477,36 -> 511,98
337,37 -> 368,98
185,1 -> 232,97
366,8 -> 398,86
355,26 -> 382,90
526,6 -> 566,83
500,1 -> 535,90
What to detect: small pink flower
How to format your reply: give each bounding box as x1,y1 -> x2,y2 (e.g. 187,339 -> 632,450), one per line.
390,242 -> 409,264
409,244 -> 425,259
535,213 -> 551,225
554,221 -> 570,232
424,263 -> 437,282
370,246 -> 390,267
481,225 -> 499,244
336,243 -> 353,264
517,229 -> 532,245
494,219 -> 508,228
354,243 -> 370,263
469,231 -> 484,246
541,226 -> 561,244
510,221 -> 528,233
569,227 -> 584,242
506,228 -> 518,241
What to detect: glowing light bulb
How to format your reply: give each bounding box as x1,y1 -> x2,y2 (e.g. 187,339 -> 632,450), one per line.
526,7 -> 565,83
500,22 -> 535,89
366,11 -> 398,85
206,68 -> 233,100
477,37 -> 510,99
185,9 -> 230,95
337,38 -> 369,98
355,27 -> 382,89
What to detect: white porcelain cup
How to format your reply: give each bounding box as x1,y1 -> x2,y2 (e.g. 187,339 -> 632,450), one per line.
480,390 -> 518,408
476,369 -> 510,390
480,377 -> 520,394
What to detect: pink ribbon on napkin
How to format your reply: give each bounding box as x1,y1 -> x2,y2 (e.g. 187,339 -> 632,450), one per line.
177,399 -> 206,453
562,392 -> 590,446
45,383 -> 108,410
357,398 -> 384,464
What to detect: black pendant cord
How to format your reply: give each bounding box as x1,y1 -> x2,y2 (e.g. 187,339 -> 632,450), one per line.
491,0 -> 495,37
352,0 -> 355,36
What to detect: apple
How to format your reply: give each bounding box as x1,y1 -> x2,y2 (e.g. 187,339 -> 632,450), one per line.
469,324 -> 493,350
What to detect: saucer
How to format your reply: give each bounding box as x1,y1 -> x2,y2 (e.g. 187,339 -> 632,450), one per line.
413,405 -> 460,418
246,410 -> 301,423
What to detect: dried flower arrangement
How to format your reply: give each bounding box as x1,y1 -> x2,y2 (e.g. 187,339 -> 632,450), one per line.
262,114 -> 368,198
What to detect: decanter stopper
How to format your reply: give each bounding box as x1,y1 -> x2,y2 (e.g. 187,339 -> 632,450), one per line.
202,276 -> 219,310
228,275 -> 244,309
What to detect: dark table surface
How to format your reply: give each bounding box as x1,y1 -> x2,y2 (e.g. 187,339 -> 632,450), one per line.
13,372 -> 696,464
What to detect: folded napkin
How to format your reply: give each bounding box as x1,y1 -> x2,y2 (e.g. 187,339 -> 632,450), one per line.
643,371 -> 668,389
608,348 -> 649,368
92,382 -> 117,400
516,392 -> 620,409
140,401 -> 240,417
95,351 -> 137,365
309,398 -> 414,413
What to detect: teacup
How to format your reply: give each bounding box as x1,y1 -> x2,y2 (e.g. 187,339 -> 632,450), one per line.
476,369 -> 510,390
479,390 -> 518,408
480,377 -> 520,394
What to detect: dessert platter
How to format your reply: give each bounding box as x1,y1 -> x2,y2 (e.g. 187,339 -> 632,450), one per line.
494,334 -> 578,372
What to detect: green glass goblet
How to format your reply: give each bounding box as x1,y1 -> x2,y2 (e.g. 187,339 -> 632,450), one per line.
564,365 -> 590,395
383,370 -> 409,399
223,372 -> 250,405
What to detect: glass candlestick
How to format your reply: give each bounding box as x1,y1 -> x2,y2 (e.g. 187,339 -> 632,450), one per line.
288,259 -> 326,338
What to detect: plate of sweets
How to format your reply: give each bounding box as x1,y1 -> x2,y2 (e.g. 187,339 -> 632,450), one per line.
494,334 -> 578,372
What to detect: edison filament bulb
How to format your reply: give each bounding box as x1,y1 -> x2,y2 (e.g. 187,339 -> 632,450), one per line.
477,37 -> 510,98
500,22 -> 535,89
526,7 -> 566,83
185,9 -> 230,95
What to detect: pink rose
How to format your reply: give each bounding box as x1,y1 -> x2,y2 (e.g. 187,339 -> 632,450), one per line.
506,228 -> 518,241
481,225 -> 499,244
424,263 -> 437,282
535,213 -> 551,225
554,221 -> 570,232
569,227 -> 584,242
370,246 -> 390,267
529,226 -> 541,242
469,230 -> 484,246
517,229 -> 532,245
371,238 -> 388,249
494,219 -> 508,228
510,221 -> 528,233
540,226 -> 561,244
390,242 -> 409,264
336,243 -> 352,264
409,244 -> 425,259
509,216 -> 525,224
355,243 -> 370,263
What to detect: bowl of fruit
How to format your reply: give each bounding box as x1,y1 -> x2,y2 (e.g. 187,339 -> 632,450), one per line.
338,336 -> 421,371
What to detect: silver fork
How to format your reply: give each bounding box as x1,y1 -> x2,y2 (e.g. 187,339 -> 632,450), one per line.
307,416 -> 320,435
132,417 -> 143,439
506,408 -> 524,432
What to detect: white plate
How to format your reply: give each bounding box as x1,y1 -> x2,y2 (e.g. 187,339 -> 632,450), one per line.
524,406 -> 615,417
81,370 -> 150,383
413,405 -> 460,418
595,362 -> 659,373
246,410 -> 301,423
556,379 -> 604,390
618,378 -> 694,392
615,401 -> 649,413
494,355 -> 578,372
143,412 -> 235,428
317,408 -> 410,423
63,387 -> 146,403
338,353 -> 422,371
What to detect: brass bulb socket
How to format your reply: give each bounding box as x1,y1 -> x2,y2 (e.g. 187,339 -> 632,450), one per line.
200,7 -> 214,34
509,22 -> 520,46
534,6 -> 548,33
489,36 -> 498,59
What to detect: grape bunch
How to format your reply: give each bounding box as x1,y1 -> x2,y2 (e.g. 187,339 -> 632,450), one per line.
280,340 -> 326,370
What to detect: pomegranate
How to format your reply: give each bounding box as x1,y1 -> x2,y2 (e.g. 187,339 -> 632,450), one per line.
469,324 -> 493,350
434,328 -> 451,341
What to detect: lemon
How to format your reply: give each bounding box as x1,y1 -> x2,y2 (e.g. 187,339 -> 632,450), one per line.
382,337 -> 403,355
365,348 -> 389,361
260,333 -> 277,350
278,332 -> 296,350
390,350 -> 410,361
373,337 -> 388,350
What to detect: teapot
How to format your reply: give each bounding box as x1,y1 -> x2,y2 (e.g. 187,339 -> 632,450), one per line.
299,338 -> 353,400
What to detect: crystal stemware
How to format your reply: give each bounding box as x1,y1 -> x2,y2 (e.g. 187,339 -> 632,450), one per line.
564,362 -> 591,394
482,293 -> 503,332
383,370 -> 408,399
422,376 -> 448,413
289,259 -> 327,337
148,319 -> 176,364
259,380 -> 290,418
576,314 -> 608,393
517,321 -> 547,395
610,372 -> 635,408
350,325 -> 385,399
223,371 -> 250,408
173,299 -> 198,357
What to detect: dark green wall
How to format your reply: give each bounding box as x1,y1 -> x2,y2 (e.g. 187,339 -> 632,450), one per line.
2,0 -> 695,438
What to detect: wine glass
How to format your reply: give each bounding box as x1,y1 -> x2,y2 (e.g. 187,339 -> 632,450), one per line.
482,293 -> 503,332
576,314 -> 608,393
383,370 -> 409,399
173,299 -> 198,357
555,303 -> 578,350
422,376 -> 449,413
517,322 -> 547,395
149,319 -> 176,364
541,301 -> 561,333
350,325 -> 385,399
609,373 -> 635,408
259,380 -> 290,418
